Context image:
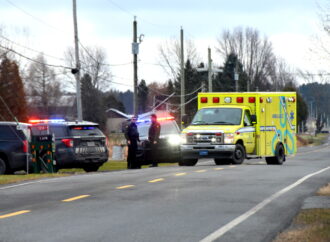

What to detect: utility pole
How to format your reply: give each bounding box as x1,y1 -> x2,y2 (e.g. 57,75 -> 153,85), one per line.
208,47 -> 212,92
234,61 -> 239,92
132,17 -> 138,116
180,27 -> 185,129
72,0 -> 82,121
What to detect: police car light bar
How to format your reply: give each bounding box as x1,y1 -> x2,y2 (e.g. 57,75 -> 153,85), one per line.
29,118 -> 65,124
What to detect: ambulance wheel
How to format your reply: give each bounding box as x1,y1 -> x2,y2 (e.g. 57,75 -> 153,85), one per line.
266,144 -> 285,165
179,159 -> 198,166
214,159 -> 231,165
231,144 -> 245,165
0,158 -> 6,175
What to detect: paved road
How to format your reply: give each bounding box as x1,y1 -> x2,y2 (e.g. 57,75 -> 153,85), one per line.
0,141 -> 330,242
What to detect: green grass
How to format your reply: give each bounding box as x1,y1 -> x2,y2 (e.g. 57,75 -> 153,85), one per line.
60,160 -> 178,173
0,174 -> 69,185
298,133 -> 329,146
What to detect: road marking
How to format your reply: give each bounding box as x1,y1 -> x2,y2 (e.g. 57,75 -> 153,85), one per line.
200,166 -> 330,242
116,185 -> 135,189
175,172 -> 187,176
148,178 -> 164,183
195,169 -> 207,173
62,195 -> 90,202
0,210 -> 31,219
214,168 -> 224,171
228,165 -> 236,168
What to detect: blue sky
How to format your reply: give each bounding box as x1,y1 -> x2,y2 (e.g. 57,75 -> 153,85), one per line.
0,0 -> 324,90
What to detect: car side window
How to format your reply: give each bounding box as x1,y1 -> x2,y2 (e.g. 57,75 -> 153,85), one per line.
244,110 -> 252,126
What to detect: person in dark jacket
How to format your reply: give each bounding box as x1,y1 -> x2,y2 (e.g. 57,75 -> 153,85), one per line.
125,116 -> 140,169
148,114 -> 161,167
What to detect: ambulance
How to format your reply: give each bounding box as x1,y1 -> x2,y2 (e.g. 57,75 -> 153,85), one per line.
180,92 -> 297,166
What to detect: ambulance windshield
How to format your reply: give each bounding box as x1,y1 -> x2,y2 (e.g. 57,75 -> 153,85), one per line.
191,108 -> 242,125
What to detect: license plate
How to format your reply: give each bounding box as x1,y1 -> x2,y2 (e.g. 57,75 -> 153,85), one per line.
199,150 -> 208,156
87,142 -> 95,147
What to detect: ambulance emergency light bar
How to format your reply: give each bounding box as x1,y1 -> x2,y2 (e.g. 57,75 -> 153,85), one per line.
29,118 -> 66,124
200,96 -> 295,104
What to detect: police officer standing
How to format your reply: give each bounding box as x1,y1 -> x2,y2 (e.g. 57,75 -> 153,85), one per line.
125,116 -> 140,169
148,114 -> 161,167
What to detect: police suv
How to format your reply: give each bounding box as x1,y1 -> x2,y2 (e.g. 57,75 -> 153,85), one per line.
30,119 -> 108,172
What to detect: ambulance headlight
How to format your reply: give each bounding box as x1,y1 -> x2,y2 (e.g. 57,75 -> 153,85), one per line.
224,133 -> 235,144
168,134 -> 182,146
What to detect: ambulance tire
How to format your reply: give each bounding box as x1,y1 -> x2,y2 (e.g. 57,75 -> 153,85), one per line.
214,159 -> 231,165
266,144 -> 285,165
179,159 -> 198,166
231,144 -> 245,165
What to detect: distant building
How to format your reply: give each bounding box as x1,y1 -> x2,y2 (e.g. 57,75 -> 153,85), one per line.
106,108 -> 131,134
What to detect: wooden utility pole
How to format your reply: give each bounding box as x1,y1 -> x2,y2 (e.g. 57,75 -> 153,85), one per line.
208,47 -> 212,92
180,27 -> 185,129
72,0 -> 82,121
133,17 -> 138,116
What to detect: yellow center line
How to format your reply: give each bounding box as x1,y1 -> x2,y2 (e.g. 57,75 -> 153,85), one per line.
229,165 -> 236,168
214,168 -> 224,171
116,185 -> 135,190
0,210 -> 31,219
148,178 -> 164,183
62,195 -> 90,202
175,172 -> 187,176
195,169 -> 207,173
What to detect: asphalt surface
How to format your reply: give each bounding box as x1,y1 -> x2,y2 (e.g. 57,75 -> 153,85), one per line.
0,140 -> 330,242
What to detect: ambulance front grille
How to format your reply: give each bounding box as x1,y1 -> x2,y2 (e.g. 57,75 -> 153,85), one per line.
187,133 -> 222,144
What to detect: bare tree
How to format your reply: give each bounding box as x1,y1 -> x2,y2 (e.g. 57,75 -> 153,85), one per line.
25,54 -> 62,115
65,46 -> 112,91
158,38 -> 200,81
217,27 -> 279,90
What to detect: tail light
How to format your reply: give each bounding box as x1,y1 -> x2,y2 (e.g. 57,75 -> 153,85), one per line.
23,140 -> 28,153
213,97 -> 220,103
62,138 -> 74,147
248,97 -> 256,103
106,137 -> 110,147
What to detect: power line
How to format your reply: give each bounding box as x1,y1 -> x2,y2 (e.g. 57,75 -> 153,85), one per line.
5,0 -> 67,34
0,44 -> 73,70
0,34 -> 66,61
104,0 -> 178,29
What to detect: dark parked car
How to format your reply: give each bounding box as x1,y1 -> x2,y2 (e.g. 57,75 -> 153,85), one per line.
30,120 -> 108,172
135,112 -> 181,165
0,122 -> 31,174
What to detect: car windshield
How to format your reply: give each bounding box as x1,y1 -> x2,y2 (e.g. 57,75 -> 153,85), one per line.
137,120 -> 179,138
69,126 -> 104,136
191,108 -> 242,125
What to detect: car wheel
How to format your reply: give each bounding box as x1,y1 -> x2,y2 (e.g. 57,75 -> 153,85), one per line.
231,144 -> 245,165
266,144 -> 285,165
179,159 -> 198,166
83,164 -> 100,172
214,159 -> 231,165
0,158 -> 6,175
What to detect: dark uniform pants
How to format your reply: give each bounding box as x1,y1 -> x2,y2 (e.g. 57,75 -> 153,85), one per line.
150,143 -> 159,167
127,143 -> 140,169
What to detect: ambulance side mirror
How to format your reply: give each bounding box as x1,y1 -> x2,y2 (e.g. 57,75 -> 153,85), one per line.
251,115 -> 257,124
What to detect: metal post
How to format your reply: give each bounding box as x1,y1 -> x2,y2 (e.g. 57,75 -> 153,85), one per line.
73,0 -> 82,121
133,17 -> 138,116
180,27 -> 185,129
208,47 -> 212,92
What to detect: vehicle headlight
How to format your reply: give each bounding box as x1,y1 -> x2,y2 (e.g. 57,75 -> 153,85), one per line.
224,133 -> 235,144
168,134 -> 182,146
